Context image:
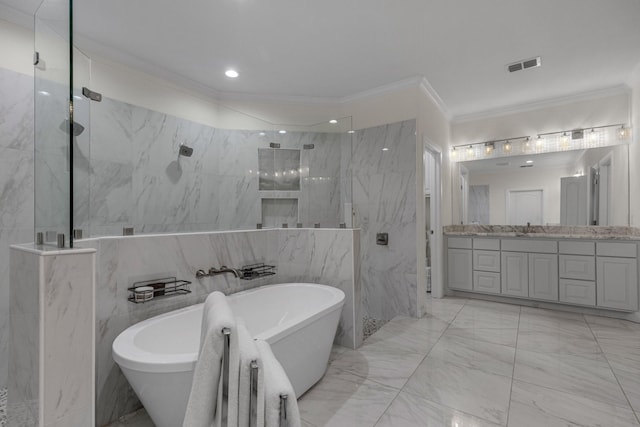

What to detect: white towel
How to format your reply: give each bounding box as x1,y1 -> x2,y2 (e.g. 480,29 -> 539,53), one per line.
256,340 -> 301,427
183,292 -> 237,427
236,320 -> 264,427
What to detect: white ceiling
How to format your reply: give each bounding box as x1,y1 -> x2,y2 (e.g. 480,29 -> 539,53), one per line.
2,0 -> 640,118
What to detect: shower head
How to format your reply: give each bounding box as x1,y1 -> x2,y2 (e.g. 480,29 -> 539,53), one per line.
60,119 -> 85,136
179,144 -> 193,157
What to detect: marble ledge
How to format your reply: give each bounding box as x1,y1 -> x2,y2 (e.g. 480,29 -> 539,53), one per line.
10,243 -> 97,256
444,225 -> 640,241
77,227 -> 361,243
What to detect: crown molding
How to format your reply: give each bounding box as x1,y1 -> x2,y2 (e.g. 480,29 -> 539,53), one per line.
338,76 -> 422,104
452,85 -> 632,124
216,89 -> 341,105
0,4 -> 34,29
75,34 -> 224,102
418,76 -> 452,121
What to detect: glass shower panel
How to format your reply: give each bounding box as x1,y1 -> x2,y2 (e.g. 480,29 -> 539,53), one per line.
72,47 -> 91,240
293,116 -> 353,228
34,0 -> 72,246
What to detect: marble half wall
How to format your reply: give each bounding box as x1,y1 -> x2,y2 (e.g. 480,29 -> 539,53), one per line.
351,119 -> 418,321
81,228 -> 360,426
8,245 -> 95,427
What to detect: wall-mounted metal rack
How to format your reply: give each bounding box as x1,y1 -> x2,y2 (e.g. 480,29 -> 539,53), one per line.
239,263 -> 276,280
127,277 -> 191,303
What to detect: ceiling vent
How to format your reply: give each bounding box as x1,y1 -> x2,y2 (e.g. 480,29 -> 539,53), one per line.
507,56 -> 541,73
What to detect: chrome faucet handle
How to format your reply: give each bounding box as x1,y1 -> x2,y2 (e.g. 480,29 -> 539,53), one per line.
209,267 -> 220,275
196,269 -> 209,278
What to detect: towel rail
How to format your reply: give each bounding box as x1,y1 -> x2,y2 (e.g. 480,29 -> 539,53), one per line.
279,394 -> 288,427
249,360 -> 259,427
221,328 -> 231,427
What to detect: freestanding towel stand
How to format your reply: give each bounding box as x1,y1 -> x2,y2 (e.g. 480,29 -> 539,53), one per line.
221,328 -> 231,427
220,330 -> 290,427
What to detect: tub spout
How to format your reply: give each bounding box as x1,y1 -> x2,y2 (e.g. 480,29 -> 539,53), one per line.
205,266 -> 241,278
219,266 -> 241,278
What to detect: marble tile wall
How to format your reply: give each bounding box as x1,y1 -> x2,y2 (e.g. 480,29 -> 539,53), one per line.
351,119 -> 418,321
82,228 -> 359,426
0,68 -> 35,391
83,97 -> 346,235
8,246 -> 96,427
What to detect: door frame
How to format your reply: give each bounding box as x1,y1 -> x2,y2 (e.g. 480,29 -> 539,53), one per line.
506,188 -> 544,225
423,140 -> 443,299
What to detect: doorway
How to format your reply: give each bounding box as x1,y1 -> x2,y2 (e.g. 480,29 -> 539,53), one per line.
424,141 -> 443,298
507,189 -> 543,225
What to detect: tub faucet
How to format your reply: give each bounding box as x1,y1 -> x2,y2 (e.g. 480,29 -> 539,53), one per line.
208,266 -> 241,278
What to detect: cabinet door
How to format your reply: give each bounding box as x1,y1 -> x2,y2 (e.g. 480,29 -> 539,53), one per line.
474,271 -> 501,294
448,249 -> 473,290
597,257 -> 638,311
559,255 -> 595,281
529,253 -> 559,301
501,251 -> 528,297
473,250 -> 500,272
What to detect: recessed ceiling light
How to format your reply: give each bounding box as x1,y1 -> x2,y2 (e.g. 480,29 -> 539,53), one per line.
382,147 -> 389,152
526,160 -> 534,164
348,130 -> 355,134
279,130 -> 287,134
329,119 -> 338,124
225,69 -> 239,78
259,132 -> 266,136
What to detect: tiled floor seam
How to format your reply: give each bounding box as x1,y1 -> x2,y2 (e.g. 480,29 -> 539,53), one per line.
584,313 -> 640,424
504,305 -> 521,427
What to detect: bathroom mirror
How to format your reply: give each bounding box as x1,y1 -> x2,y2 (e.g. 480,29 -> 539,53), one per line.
454,144 -> 630,226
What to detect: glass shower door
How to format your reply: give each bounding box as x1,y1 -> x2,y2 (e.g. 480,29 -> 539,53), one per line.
34,0 -> 89,248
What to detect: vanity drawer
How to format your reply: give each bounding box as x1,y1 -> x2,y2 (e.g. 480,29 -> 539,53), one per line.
559,241 -> 595,256
473,250 -> 500,272
473,271 -> 501,294
501,239 -> 557,254
597,242 -> 637,258
448,237 -> 472,249
559,279 -> 596,306
473,238 -> 500,251
559,255 -> 595,281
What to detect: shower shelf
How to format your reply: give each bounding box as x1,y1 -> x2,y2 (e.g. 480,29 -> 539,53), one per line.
127,277 -> 192,303
239,263 -> 276,280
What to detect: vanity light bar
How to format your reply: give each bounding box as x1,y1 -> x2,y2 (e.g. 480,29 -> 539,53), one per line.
451,123 -> 631,162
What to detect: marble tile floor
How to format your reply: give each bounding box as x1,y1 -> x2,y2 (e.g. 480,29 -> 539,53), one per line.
113,297 -> 640,426
0,388 -> 6,427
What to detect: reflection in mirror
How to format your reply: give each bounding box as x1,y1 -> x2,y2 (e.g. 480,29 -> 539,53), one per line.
457,144 -> 629,226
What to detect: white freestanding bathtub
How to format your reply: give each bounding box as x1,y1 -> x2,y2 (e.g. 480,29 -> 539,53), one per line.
112,283 -> 345,427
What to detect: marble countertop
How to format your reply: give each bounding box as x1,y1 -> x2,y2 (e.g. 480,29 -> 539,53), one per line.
443,225 -> 640,241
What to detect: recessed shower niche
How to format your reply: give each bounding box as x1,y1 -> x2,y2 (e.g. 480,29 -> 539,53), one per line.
258,148 -> 301,191
259,148 -> 301,227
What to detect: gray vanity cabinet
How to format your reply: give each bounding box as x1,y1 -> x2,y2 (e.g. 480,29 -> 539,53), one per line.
559,241 -> 596,306
529,253 -> 559,301
596,242 -> 638,311
472,238 -> 501,294
446,235 -> 639,312
447,237 -> 473,291
501,252 -> 528,297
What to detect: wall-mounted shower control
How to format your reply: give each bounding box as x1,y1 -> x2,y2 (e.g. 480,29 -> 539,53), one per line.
123,227 -> 134,236
376,233 -> 389,246
82,87 -> 102,102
